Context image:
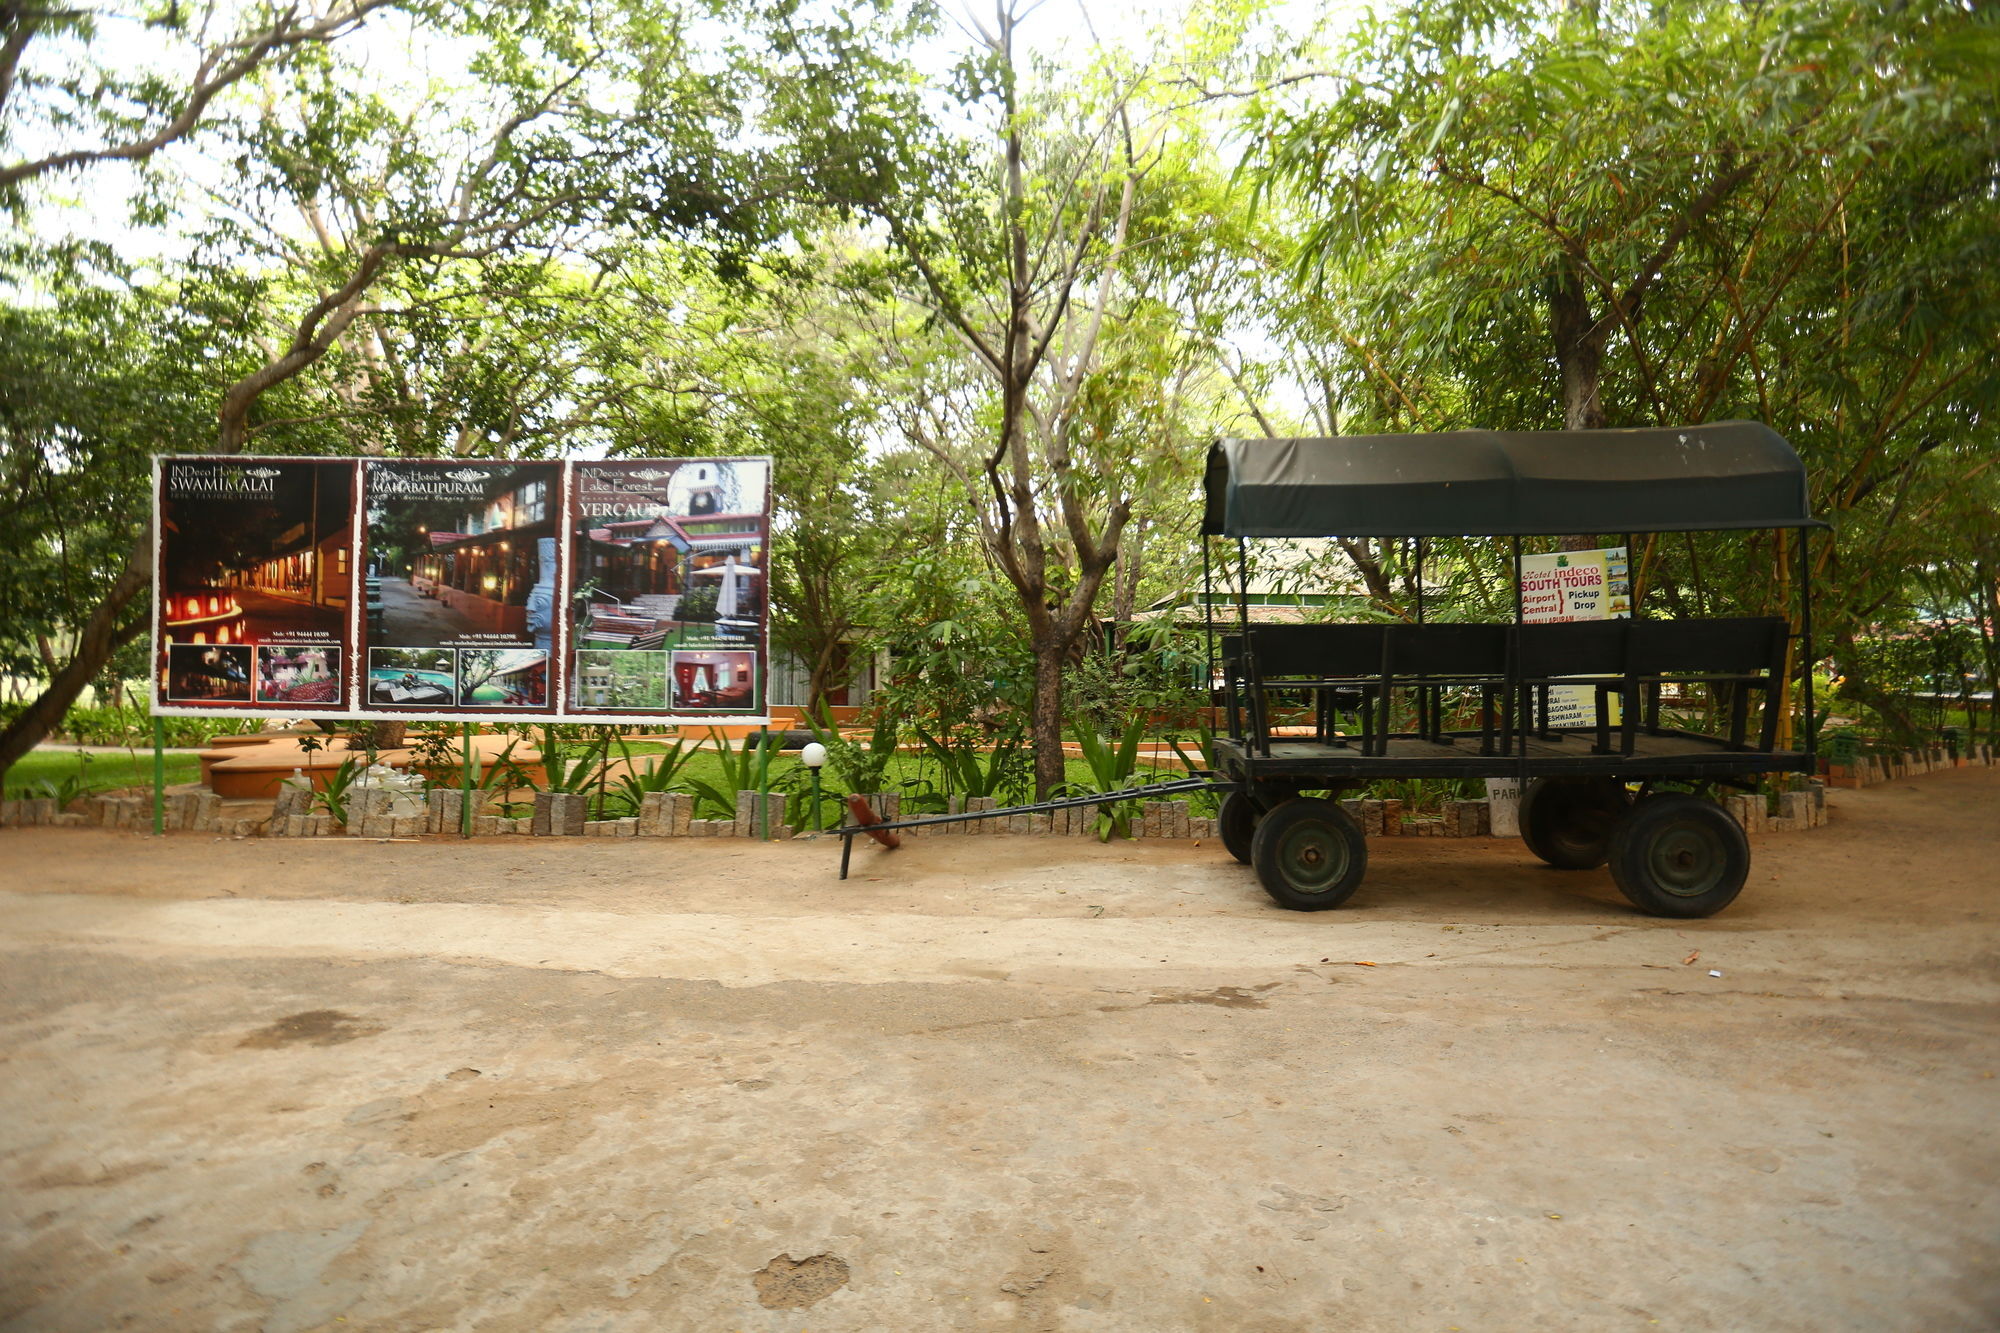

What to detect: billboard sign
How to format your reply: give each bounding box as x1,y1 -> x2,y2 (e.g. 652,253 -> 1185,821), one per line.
567,457 -> 770,722
148,455 -> 772,725
153,457 -> 358,714
358,459 -> 563,717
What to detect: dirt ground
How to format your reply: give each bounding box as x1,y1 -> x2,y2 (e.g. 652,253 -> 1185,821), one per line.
2,771 -> 1996,1332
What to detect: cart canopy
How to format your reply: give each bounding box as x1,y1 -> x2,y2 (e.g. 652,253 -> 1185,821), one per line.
1203,421 -> 1820,538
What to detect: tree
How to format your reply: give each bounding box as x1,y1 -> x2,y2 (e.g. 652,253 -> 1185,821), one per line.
749,296 -> 893,714
584,243 -> 900,713
0,0 -> 925,780
796,0 -> 1237,795
0,252 -> 251,775
1248,0 -> 2000,739
0,0 -> 394,200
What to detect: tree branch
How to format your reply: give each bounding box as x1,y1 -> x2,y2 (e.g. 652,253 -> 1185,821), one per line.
1,0 -> 396,192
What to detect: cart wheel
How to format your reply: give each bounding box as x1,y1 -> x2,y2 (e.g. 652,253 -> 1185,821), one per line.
1250,797 -> 1367,912
1520,777 -> 1630,870
1607,792 -> 1748,918
1218,792 -> 1259,865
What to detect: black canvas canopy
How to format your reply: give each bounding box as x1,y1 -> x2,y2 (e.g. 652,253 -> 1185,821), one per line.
1203,421 -> 1820,538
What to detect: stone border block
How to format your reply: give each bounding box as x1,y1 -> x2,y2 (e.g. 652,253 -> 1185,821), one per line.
636,791 -> 667,836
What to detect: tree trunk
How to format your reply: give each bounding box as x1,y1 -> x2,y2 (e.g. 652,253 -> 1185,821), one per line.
1030,636 -> 1066,800
1550,262 -> 1608,431
1979,561 -> 1999,745
1110,520 -> 1145,643
1337,538 -> 1399,611
805,638 -> 846,717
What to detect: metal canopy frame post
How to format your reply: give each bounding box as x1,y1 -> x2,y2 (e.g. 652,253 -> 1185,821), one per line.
1509,534 -> 1525,766
1237,537 -> 1251,640
1623,533 -> 1637,617
1414,537 -> 1425,624
1413,537 -> 1428,742
1238,536 -> 1258,755
1201,533 -> 1216,732
1799,525 -> 1815,769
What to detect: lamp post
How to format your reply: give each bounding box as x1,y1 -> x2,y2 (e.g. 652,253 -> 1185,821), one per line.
801,741 -> 827,832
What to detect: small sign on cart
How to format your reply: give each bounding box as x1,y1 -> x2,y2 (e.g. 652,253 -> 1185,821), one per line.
1519,546 -> 1631,729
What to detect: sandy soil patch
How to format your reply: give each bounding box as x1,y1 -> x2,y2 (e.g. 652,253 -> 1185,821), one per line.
2,770 -> 1996,1330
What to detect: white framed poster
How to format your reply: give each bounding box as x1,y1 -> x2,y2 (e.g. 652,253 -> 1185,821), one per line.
149,454 -> 772,726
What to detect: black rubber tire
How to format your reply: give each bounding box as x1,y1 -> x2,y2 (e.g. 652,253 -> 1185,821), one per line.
1250,797 -> 1368,911
1520,776 -> 1631,870
1607,792 -> 1750,918
1218,791 -> 1258,865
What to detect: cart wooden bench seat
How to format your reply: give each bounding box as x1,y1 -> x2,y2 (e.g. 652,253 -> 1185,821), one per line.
1224,615 -> 1791,761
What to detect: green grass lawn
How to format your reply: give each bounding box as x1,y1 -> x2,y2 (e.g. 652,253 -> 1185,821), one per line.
7,748 -> 203,797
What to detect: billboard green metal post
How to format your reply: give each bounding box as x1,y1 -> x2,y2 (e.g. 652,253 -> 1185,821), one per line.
462,722 -> 475,838
152,716 -> 166,836
757,729 -> 771,840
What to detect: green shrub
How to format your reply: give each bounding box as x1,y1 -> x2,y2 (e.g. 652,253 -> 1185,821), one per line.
54,704 -> 261,749
1065,716 -> 1153,841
